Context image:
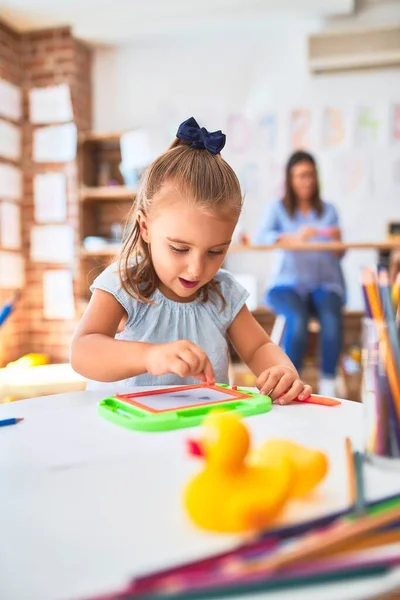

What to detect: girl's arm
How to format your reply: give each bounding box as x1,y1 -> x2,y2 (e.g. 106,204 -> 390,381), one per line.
228,306 -> 294,376
70,289 -> 151,381
71,289 -> 215,383
228,305 -> 311,403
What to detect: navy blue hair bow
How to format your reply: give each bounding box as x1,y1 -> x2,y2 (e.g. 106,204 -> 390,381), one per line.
176,117 -> 226,155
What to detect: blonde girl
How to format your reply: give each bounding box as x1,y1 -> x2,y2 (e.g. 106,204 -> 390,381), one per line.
71,117 -> 311,403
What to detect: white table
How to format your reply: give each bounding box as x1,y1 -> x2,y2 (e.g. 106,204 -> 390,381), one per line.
0,363 -> 86,401
1,389 -> 400,600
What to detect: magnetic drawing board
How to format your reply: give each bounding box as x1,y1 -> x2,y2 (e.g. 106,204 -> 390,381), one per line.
98,383 -> 272,432
125,386 -> 234,410
115,384 -> 248,413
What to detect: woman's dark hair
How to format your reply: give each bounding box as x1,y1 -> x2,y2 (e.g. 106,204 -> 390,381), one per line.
283,150 -> 322,217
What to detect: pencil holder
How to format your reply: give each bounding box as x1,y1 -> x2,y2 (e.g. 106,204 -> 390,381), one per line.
362,317 -> 400,470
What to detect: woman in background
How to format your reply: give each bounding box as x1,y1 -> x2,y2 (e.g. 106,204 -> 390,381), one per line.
255,150 -> 345,397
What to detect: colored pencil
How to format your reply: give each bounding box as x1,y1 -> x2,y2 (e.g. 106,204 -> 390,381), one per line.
130,494 -> 400,597
0,291 -> 21,328
361,267 -> 400,462
179,529 -> 400,595
379,372 -> 400,458
353,451 -> 366,515
378,270 -> 400,369
0,417 -> 23,428
240,506 -> 400,576
374,366 -> 389,456
394,272 -> 400,324
125,564 -> 393,599
345,437 -> 356,507
362,268 -> 384,320
362,270 -> 400,422
128,527 -> 400,599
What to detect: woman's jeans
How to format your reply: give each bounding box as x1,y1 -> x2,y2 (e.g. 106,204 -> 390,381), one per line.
267,286 -> 343,377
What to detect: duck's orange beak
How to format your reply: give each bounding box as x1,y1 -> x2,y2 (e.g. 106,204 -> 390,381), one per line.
187,439 -> 205,458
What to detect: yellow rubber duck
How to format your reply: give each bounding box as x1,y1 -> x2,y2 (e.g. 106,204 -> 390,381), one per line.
6,353 -> 49,369
184,412 -> 293,533
251,439 -> 328,498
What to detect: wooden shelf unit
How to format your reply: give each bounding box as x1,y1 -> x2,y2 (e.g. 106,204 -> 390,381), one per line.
79,131 -> 125,144
81,245 -> 120,258
78,133 -> 136,299
80,186 -> 137,202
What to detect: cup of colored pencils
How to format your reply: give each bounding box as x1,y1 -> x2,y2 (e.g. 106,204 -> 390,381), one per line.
361,268 -> 400,469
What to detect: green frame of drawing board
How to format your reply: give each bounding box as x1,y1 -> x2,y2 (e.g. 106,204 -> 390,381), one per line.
98,383 -> 272,432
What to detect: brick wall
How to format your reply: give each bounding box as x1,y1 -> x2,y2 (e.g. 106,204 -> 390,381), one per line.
0,21 -> 92,366
0,21 -> 24,365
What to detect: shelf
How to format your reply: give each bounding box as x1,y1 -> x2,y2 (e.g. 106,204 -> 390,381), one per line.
81,245 -> 120,258
80,131 -> 125,144
80,186 -> 137,201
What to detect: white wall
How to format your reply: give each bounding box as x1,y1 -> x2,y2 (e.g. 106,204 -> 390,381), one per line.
93,11 -> 400,310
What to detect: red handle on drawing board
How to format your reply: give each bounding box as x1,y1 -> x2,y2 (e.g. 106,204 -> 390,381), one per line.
295,395 -> 341,407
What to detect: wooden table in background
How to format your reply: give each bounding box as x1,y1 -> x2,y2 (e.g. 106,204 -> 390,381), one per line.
230,241 -> 400,252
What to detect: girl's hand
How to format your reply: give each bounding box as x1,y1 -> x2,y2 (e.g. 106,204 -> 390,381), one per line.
144,341 -> 216,384
256,365 -> 311,405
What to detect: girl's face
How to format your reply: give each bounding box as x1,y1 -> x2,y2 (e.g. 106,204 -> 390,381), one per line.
290,160 -> 317,202
138,186 -> 238,302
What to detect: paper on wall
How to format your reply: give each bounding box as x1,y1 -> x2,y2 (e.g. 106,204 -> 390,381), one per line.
33,123 -> 77,163
29,83 -> 73,124
0,164 -> 22,201
354,106 -> 387,147
34,173 -> 67,223
0,78 -> 22,121
0,251 -> 24,288
321,107 -> 352,149
328,151 -> 371,200
258,113 -> 278,153
290,108 -> 315,150
43,270 -> 75,319
392,104 -> 400,143
0,202 -> 21,250
30,225 -> 75,264
0,119 -> 21,161
226,114 -> 252,154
